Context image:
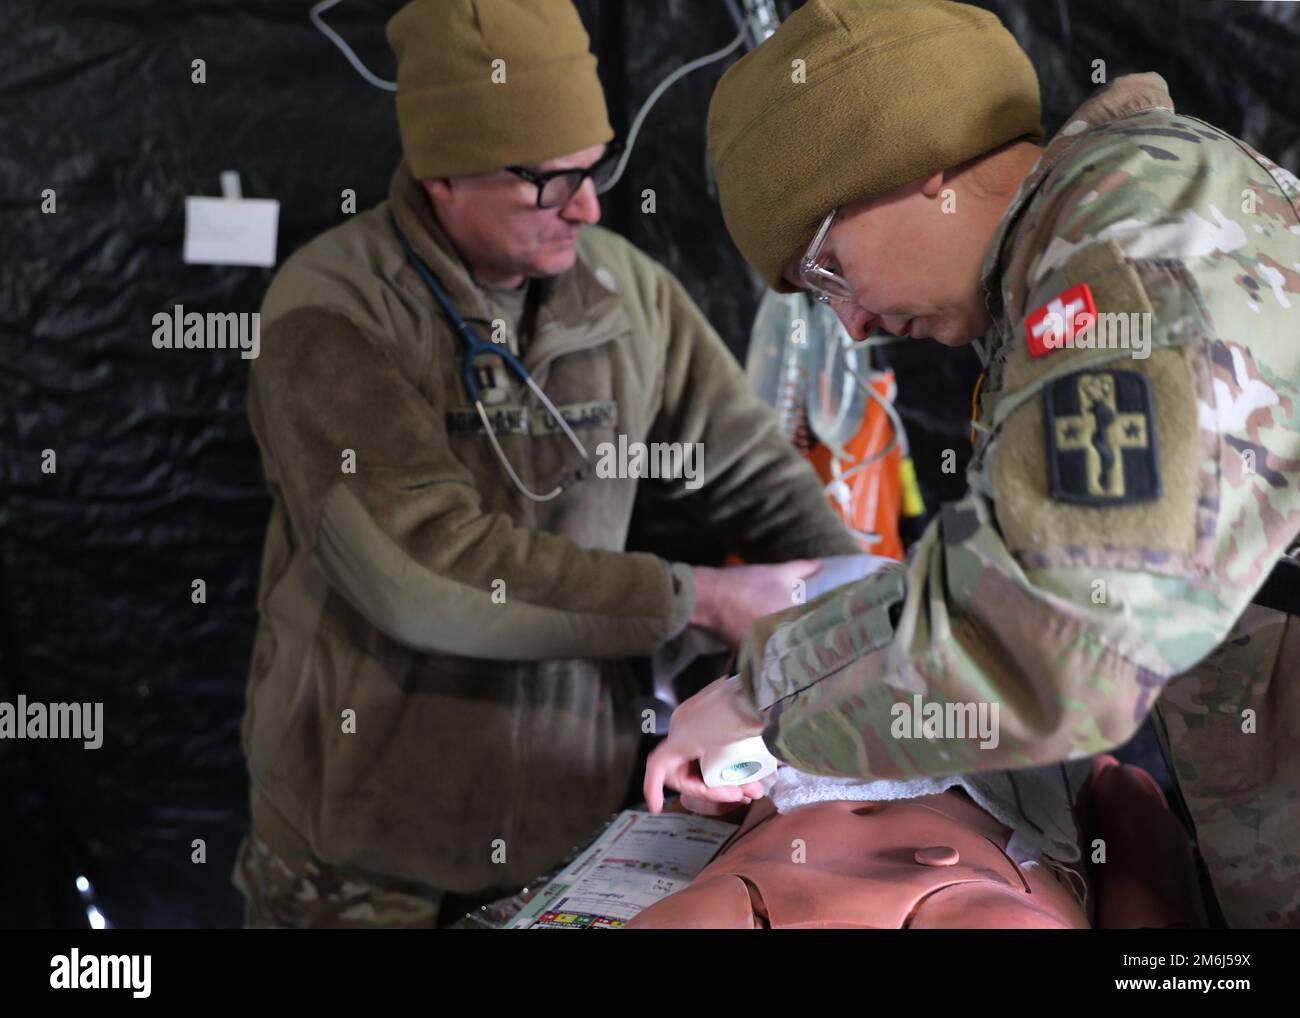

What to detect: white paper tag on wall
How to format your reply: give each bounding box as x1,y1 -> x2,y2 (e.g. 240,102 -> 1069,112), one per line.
183,196 -> 279,267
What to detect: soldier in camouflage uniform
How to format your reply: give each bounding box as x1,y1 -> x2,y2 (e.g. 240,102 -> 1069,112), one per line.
645,0 -> 1300,928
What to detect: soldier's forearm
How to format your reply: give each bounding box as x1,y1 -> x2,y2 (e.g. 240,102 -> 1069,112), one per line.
687,566 -> 719,631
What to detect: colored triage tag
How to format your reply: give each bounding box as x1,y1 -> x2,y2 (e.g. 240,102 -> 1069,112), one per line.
1024,282 -> 1097,358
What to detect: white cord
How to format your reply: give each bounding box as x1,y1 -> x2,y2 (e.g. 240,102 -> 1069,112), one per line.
308,0 -> 749,182
844,334 -> 910,457
818,331 -> 914,541
475,379 -> 591,504
310,0 -> 398,92
820,382 -> 899,488
521,375 -> 591,459
475,402 -> 563,503
599,24 -> 748,194
819,332 -> 908,479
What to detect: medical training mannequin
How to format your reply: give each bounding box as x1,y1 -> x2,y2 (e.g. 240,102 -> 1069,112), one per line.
628,756 -> 1201,929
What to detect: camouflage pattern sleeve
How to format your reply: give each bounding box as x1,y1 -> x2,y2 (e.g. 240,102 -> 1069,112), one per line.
737,83 -> 1300,782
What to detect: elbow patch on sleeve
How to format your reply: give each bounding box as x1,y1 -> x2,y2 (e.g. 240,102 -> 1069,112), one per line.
314,484 -> 680,660
747,565 -> 906,711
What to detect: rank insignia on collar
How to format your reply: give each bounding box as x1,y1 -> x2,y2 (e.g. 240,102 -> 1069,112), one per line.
1043,369 -> 1161,505
1025,283 -> 1097,358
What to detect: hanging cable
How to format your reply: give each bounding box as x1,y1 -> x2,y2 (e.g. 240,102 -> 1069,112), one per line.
309,0 -> 750,193
599,25 -> 747,194
825,332 -> 908,479
310,0 -> 398,91
812,330 -> 903,545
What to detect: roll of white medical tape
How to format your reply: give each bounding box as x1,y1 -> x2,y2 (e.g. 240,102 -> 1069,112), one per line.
701,735 -> 780,788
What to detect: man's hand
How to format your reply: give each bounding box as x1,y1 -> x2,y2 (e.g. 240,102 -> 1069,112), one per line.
689,559 -> 822,648
643,675 -> 768,813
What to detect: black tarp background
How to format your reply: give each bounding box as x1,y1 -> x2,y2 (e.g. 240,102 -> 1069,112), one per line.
1,0 -> 1296,928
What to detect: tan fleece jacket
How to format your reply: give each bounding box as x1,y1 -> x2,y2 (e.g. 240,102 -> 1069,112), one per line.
239,156 -> 858,893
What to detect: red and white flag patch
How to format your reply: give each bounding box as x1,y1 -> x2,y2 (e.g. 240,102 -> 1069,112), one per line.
1025,283 -> 1097,358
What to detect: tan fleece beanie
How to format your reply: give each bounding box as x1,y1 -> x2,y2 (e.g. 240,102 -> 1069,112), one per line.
385,0 -> 613,179
708,0 -> 1044,291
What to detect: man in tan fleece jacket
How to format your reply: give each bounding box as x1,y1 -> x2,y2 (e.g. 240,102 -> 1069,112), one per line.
230,0 -> 860,928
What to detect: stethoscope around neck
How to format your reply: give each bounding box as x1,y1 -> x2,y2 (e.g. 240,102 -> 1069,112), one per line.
389,212 -> 592,502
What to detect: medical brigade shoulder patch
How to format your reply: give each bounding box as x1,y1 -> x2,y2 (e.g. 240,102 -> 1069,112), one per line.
1042,369 -> 1161,506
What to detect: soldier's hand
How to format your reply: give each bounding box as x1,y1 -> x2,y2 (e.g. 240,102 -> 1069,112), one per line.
643,675 -> 767,814
689,559 -> 822,648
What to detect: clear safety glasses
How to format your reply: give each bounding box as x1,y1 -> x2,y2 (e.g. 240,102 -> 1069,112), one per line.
800,206 -> 855,304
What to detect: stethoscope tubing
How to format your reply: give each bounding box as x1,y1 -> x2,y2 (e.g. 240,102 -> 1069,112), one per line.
389,212 -> 590,501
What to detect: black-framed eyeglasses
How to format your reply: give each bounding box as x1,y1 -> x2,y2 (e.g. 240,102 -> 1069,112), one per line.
505,140 -> 625,209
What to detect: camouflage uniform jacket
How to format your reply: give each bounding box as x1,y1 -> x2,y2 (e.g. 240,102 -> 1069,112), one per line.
737,74 -> 1300,928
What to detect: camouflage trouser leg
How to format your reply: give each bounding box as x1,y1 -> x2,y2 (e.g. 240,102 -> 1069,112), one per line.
232,789 -> 444,929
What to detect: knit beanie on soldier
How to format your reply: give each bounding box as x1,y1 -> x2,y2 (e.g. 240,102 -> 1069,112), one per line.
386,0 -> 613,179
707,0 -> 1044,291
